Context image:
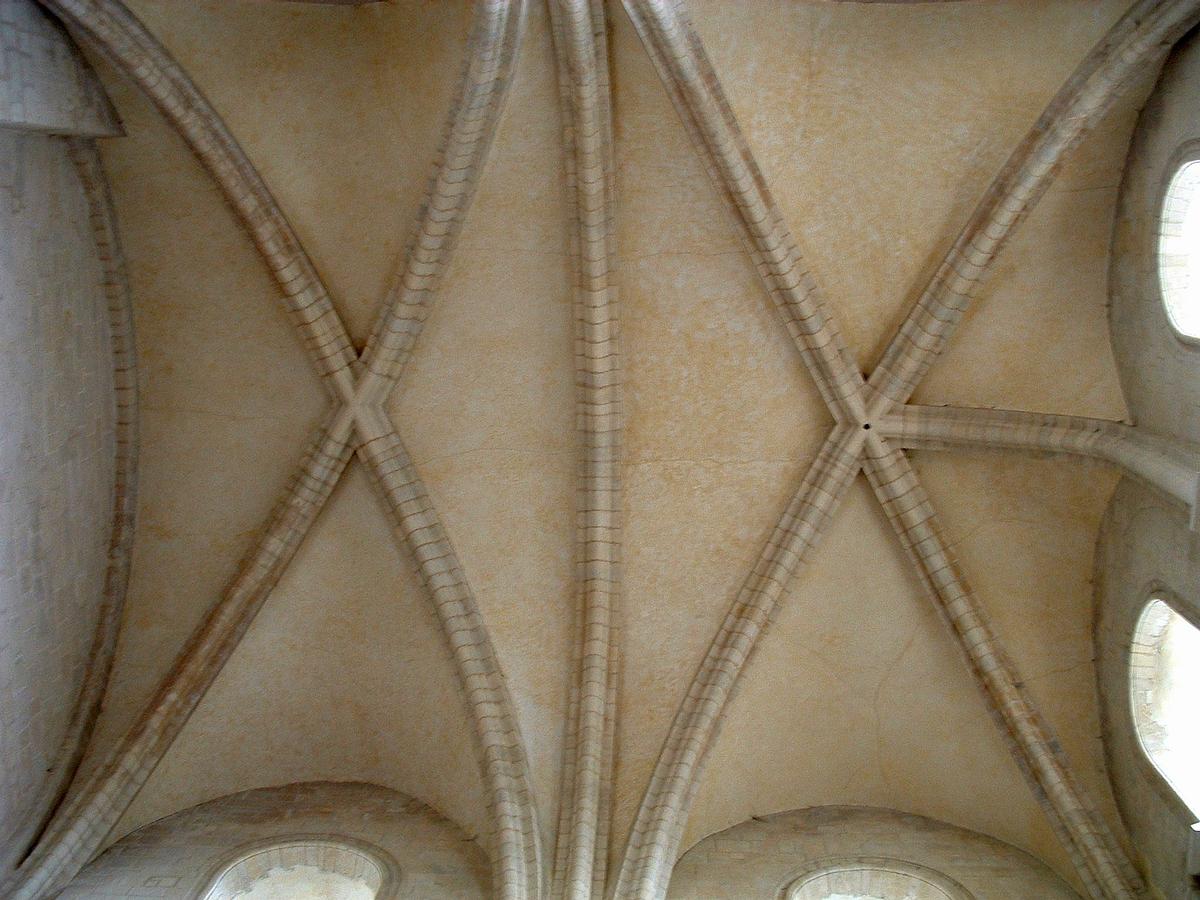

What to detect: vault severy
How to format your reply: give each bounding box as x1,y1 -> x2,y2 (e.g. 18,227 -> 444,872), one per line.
6,2 -> 1200,900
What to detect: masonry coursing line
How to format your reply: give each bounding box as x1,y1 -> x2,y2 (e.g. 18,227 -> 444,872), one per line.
5,2 -> 541,898
610,1 -> 1200,898
619,0 -> 868,425
546,2 -> 622,899
11,3 -> 1200,899
4,136 -> 143,880
878,404 -> 1200,520
866,0 -> 1200,415
611,424 -> 867,900
859,438 -> 1145,899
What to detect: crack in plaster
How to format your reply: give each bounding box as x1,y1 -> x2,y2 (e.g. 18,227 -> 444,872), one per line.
12,3 -> 1200,900
609,2 -> 1200,899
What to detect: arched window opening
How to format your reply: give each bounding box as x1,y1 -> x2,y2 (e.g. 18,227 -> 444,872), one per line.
202,838 -> 390,900
233,866 -> 373,900
1157,158 -> 1200,340
785,858 -> 973,900
1130,597 -> 1200,819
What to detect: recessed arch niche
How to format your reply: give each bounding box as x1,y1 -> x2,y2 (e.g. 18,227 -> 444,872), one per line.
1102,14 -> 1200,899
200,836 -> 397,900
784,857 -> 973,900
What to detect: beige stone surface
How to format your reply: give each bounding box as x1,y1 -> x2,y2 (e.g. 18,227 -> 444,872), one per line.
73,0 -> 1146,890
81,0 -> 574,853
668,806 -> 1079,899
60,782 -> 489,898
0,128 -> 118,870
613,0 -> 1136,882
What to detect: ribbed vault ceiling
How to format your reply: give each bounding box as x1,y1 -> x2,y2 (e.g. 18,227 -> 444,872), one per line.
28,0 -> 1183,896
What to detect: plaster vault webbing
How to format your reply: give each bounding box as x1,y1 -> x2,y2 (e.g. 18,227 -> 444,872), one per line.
10,4 -> 1200,900
7,2 -> 541,898
0,0 -> 136,875
610,1 -> 1200,898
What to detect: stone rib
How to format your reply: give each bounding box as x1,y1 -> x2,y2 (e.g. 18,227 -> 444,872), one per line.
359,0 -> 526,391
14,4 -> 1182,900
866,0 -> 1200,413
878,404 -> 1200,518
39,0 -> 358,393
546,0 -> 621,898
349,3 -> 543,894
612,426 -> 865,900
610,4 -> 1179,895
8,137 -> 143,875
353,407 -> 541,900
859,435 -> 1147,900
620,0 -> 867,424
18,3 -> 545,899
1,413 -> 355,900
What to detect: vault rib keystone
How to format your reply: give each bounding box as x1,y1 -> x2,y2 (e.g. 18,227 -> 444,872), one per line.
611,1 -> 1200,899
7,2 -> 540,899
11,3 -> 1200,900
865,0 -> 1200,415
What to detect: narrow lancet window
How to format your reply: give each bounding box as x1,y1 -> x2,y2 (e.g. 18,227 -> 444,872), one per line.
1130,597 -> 1200,818
1158,159 -> 1200,340
202,840 -> 386,900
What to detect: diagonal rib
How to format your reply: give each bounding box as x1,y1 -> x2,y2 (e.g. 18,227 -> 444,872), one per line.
612,426 -> 865,900
867,0 -> 1200,414
39,0 -> 358,392
1,413 -> 355,900
359,0 -> 528,392
352,407 -> 542,900
620,0 -> 868,424
859,434 -> 1147,900
22,3 -> 544,898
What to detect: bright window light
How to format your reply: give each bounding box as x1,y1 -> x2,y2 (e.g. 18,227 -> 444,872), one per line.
202,840 -> 386,900
1130,598 -> 1200,819
787,859 -> 969,900
1157,160 -> 1200,340
235,865 -> 375,900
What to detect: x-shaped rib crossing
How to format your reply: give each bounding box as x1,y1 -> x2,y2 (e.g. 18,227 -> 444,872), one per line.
13,2 -> 1200,900
611,2 -> 1200,899
6,2 -> 540,899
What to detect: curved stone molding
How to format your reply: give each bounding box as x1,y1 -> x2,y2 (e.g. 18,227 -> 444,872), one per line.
43,0 -> 359,391
610,1 -> 1190,897
0,3 -> 135,873
22,135 -> 141,861
1102,30 -> 1200,895
611,423 -> 867,900
1096,480 -> 1200,899
7,4 -> 1195,899
201,836 -> 398,900
1111,28 -> 1200,450
546,1 -> 621,899
59,782 -> 487,898
878,405 -> 1200,525
620,0 -> 866,424
785,858 -> 974,900
3,410 -> 356,900
858,435 -> 1140,899
670,807 -> 1080,899
7,2 -> 541,899
866,0 -> 1200,413
0,0 -> 120,135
